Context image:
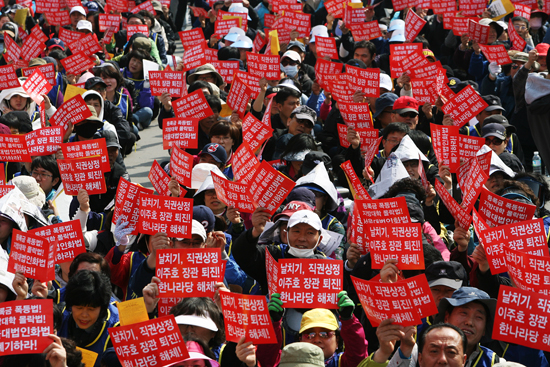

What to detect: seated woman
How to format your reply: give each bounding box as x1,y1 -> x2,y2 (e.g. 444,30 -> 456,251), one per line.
121,49 -> 155,130
0,80 -> 57,128
58,270 -> 119,367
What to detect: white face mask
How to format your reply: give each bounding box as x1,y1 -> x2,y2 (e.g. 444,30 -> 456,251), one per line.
283,64 -> 299,78
287,238 -> 321,258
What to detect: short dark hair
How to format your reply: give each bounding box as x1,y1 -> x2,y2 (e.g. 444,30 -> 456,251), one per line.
61,337 -> 86,367
274,87 -> 301,105
382,122 -> 409,140
189,80 -> 213,95
31,155 -> 61,183
84,93 -> 102,105
170,297 -> 225,348
127,13 -> 145,24
511,16 -> 529,29
138,10 -> 156,25
210,120 -> 241,145
419,323 -> 467,356
205,94 -> 222,114
98,65 -> 124,91
48,49 -> 67,61
68,252 -> 111,279
65,270 -> 112,315
354,40 -> 376,57
127,48 -> 153,64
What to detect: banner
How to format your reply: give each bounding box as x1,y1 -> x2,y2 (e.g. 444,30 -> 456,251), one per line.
22,69 -> 52,105
349,21 -> 382,41
61,138 -> 110,172
29,220 -> 86,264
368,223 -> 424,269
0,299 -> 54,356
478,187 -> 537,228
156,249 -> 225,297
182,42 -> 207,72
0,134 -> 30,162
68,34 -> 101,57
149,71 -> 185,97
8,229 -> 56,281
178,28 -> 205,50
109,315 -> 189,366
504,247 -> 550,295
227,76 -> 253,118
435,180 -> 472,229
112,178 -> 154,236
60,52 -> 95,75
232,142 -> 260,185
0,65 -> 21,89
468,19 -> 490,44
173,90 -> 213,120
405,9 -> 427,41
219,292 -> 278,344
98,13 -> 120,32
442,86 -> 489,128
24,126 -> 63,156
340,160 -> 371,200
57,157 -> 107,195
162,118 -> 199,150
170,146 -> 193,188
247,161 -> 295,214
314,36 -> 339,59
148,160 -> 172,197
21,63 -> 56,87
211,171 -> 254,213
246,52 -> 280,80
138,194 -> 193,237
127,24 -> 149,40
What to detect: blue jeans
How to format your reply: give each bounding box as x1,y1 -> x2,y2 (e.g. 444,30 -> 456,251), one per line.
133,107 -> 153,129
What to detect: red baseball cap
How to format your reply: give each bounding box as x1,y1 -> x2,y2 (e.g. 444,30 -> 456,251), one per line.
392,96 -> 419,115
535,43 -> 549,57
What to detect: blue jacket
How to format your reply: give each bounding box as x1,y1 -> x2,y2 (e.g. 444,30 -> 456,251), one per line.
122,68 -> 154,109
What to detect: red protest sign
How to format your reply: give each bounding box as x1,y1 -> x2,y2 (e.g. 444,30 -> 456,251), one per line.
410,79 -> 437,104
457,151 -> 491,190
210,61 -> 240,84
214,18 -> 241,37
432,0 -> 455,14
233,142 -> 260,185
448,17 -> 477,36
162,118 -> 199,151
275,11 -> 311,38
435,180 -> 472,229
127,24 -> 149,41
106,0 -> 129,12
504,247 -> 550,295
50,94 -> 93,132
158,297 -> 182,317
130,0 -> 155,13
44,10 -> 71,26
4,35 -> 21,63
460,157 -> 489,213
349,198 -> 411,253
323,0 -> 346,16
344,3 -> 366,25
68,33 -> 102,57
234,71 -> 261,99
315,58 -> 344,90
246,52 -> 280,80
468,19 -> 490,44
189,5 -> 209,17
315,36 -> 339,59
338,124 -> 351,149
183,42 -> 207,72
60,52 -> 95,75
219,10 -> 248,31
30,24 -> 48,43
58,157 -> 107,195
0,184 -> 13,197
0,299 -> 54,355
149,71 -> 185,97
0,134 -> 31,162
22,64 -> 56,87
112,178 -> 154,236
103,26 -> 117,45
393,51 -> 428,78
247,161 -> 296,214
109,315 -> 189,366
29,220 -> 86,264
339,102 -> 373,129
8,229 -> 56,281
459,0 -> 486,16
22,69 -> 52,106
61,138 -> 110,172
20,34 -> 45,62
493,286 -> 550,352
368,223 -> 424,269
58,28 -> 83,46
0,64 -> 21,89
340,160 -> 371,200
514,3 -> 531,19
272,258 -> 342,309
352,274 -> 437,327
481,218 -> 548,274
212,171 -> 254,213
148,160 -> 172,196
479,44 -> 512,65
173,89 -> 213,119
156,249 -> 225,297
98,13 -> 120,32
178,28 -> 205,50
241,113 -> 273,153
170,146 -> 193,188
442,86 -> 488,128
24,126 -> 63,156
508,19 -> 527,51
349,21 -> 382,41
430,124 -> 458,169
220,292 -> 277,344
139,194 -> 193,237
227,76 -> 253,118
478,187 -> 537,228
405,8 -> 427,41
345,66 -> 380,98
253,32 -> 267,53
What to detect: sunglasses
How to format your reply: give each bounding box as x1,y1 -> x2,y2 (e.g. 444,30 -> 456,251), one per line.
302,331 -> 335,340
512,63 -> 521,69
399,112 -> 417,118
485,137 -> 504,146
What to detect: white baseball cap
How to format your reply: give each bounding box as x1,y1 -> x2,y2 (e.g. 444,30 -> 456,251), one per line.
287,210 -> 322,231
282,50 -> 302,63
70,6 -> 86,16
175,314 -> 219,331
380,73 -> 392,92
76,20 -> 93,32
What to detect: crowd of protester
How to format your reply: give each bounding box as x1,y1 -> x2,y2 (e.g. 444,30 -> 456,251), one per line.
0,0 -> 549,366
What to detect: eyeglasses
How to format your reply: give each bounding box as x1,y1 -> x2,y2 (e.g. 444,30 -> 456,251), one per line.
212,135 -> 232,142
31,170 -> 53,179
514,25 -> 527,30
399,112 -> 418,118
197,74 -> 215,82
485,137 -> 505,146
386,138 -> 401,144
512,63 -> 521,69
302,331 -> 335,340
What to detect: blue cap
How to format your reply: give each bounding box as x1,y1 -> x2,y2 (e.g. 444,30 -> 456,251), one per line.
435,287 -> 496,340
193,205 -> 216,233
373,93 -> 398,119
199,143 -> 227,164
